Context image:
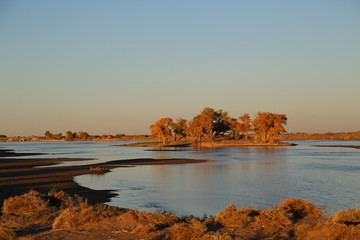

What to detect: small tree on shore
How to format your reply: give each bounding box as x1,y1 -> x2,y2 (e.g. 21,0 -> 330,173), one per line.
44,130 -> 53,139
252,112 -> 287,142
187,113 -> 213,145
77,132 -> 90,140
238,113 -> 252,141
65,131 -> 74,141
228,118 -> 240,139
150,118 -> 174,144
54,133 -> 63,140
212,109 -> 231,137
171,118 -> 188,142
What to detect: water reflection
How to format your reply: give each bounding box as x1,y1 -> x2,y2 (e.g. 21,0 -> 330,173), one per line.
78,146 -> 295,216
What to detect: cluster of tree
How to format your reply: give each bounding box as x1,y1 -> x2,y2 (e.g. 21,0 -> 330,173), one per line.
150,107 -> 287,144
44,130 -> 90,141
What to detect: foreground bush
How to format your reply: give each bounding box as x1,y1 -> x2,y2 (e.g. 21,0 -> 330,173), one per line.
332,208 -> 360,225
1,190 -> 359,239
52,202 -> 102,230
2,190 -> 52,219
165,218 -> 208,240
214,203 -> 261,228
117,210 -> 180,234
279,198 -> 324,219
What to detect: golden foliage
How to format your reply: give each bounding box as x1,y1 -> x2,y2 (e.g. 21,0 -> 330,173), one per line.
253,112 -> 287,142
188,113 -> 213,144
150,118 -> 174,144
149,107 -> 290,143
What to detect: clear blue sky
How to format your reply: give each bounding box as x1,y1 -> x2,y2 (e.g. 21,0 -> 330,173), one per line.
1,0 -> 359,136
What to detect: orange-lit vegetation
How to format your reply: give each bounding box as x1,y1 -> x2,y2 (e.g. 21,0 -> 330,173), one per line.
149,118 -> 174,144
252,112 -> 287,142
279,131 -> 360,141
150,107 -> 288,145
1,190 -> 359,239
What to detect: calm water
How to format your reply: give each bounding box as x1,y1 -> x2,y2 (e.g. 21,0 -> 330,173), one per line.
2,140 -> 360,217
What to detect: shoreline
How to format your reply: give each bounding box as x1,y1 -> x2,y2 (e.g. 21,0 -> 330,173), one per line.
0,148 -> 208,206
1,148 -> 359,239
117,140 -> 297,148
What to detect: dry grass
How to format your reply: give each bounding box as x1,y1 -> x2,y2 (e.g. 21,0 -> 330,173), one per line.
1,190 -> 359,240
323,224 -> 360,240
213,201 -> 322,239
165,218 -> 207,240
214,203 -> 261,228
253,207 -> 293,239
294,219 -> 360,240
0,226 -> 16,240
52,203 -> 101,230
279,198 -> 324,220
332,208 -> 360,225
93,203 -> 126,217
2,190 -> 53,221
47,189 -> 87,209
117,210 -> 180,234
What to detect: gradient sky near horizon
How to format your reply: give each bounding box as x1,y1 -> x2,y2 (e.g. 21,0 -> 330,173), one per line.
1,0 -> 359,136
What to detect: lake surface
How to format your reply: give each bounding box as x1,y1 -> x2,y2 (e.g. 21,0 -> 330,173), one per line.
2,140 -> 360,217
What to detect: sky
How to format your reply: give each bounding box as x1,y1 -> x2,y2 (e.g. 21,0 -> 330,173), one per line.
1,0 -> 359,136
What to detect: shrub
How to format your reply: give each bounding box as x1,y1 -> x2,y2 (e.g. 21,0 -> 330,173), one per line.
323,224 -> 360,240
2,190 -> 51,219
279,199 -> 324,219
48,191 -> 87,209
214,203 -> 261,227
165,218 -> 207,240
52,203 -> 101,230
117,210 -> 179,234
254,207 -> 292,234
332,209 -> 360,225
117,210 -> 156,234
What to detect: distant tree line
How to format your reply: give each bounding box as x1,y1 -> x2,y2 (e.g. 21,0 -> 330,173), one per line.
44,130 -> 90,141
42,131 -> 146,142
150,107 -> 287,145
